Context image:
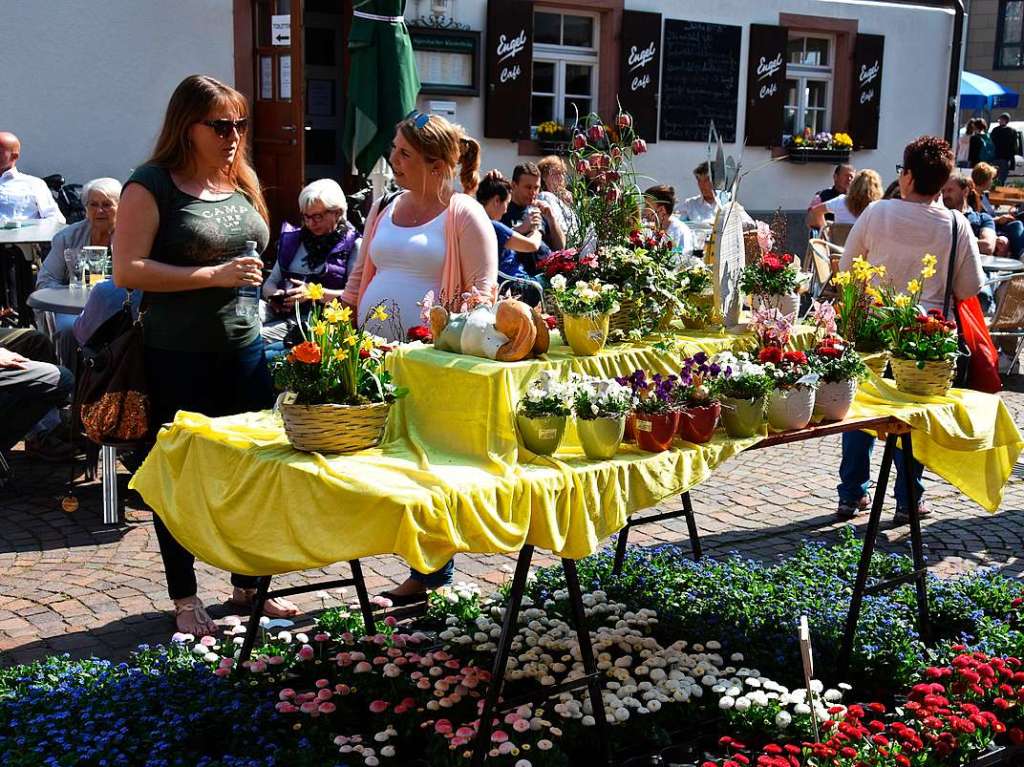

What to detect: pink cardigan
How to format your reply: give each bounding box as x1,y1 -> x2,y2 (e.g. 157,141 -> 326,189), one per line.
341,192 -> 498,311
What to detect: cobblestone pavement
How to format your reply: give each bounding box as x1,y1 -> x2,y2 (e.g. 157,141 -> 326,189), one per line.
1,379 -> 1022,667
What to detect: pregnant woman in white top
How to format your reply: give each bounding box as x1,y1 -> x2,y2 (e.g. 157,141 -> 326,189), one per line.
341,111 -> 497,604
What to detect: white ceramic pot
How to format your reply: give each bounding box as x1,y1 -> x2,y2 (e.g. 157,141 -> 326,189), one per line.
814,379 -> 858,422
766,386 -> 816,431
754,293 -> 800,318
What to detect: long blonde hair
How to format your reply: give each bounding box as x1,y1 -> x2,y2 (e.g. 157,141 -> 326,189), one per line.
398,113 -> 481,195
147,75 -> 269,223
845,169 -> 884,217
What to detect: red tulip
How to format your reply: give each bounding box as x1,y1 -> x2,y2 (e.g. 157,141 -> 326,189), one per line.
632,138 -> 648,155
575,159 -> 591,174
617,113 -> 633,129
572,133 -> 586,150
587,124 -> 605,142
605,187 -> 621,203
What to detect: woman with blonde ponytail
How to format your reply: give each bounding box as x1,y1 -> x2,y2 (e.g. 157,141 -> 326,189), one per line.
342,112 -> 496,602
342,111 -> 496,341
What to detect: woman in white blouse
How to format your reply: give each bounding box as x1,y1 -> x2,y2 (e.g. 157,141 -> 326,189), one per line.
807,169 -> 883,229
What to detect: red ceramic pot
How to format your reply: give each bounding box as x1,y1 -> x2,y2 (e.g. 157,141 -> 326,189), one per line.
624,412 -> 637,443
676,402 -> 721,444
633,411 -> 680,452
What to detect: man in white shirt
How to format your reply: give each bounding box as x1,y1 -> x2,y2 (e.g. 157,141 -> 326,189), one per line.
680,162 -> 727,224
0,132 -> 65,223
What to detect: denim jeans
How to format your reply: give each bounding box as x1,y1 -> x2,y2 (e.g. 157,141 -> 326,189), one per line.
141,337 -> 274,600
409,559 -> 455,588
997,158 -> 1012,186
837,431 -> 925,511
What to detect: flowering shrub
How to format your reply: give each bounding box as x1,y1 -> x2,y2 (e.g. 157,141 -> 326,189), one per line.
519,370 -> 575,418
708,351 -> 775,401
548,275 -> 620,316
572,375 -> 635,419
740,252 -> 804,297
536,247 -> 598,282
616,369 -> 678,415
271,286 -> 406,406
810,336 -> 869,383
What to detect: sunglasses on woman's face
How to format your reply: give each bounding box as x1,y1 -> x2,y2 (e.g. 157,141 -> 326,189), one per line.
202,118 -> 249,139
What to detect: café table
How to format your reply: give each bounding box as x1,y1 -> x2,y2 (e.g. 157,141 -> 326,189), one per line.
981,255 -> 1024,274
1,219 -> 66,325
26,285 -> 91,316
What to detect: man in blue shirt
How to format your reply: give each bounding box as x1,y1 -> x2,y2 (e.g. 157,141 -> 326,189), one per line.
942,173 -> 996,310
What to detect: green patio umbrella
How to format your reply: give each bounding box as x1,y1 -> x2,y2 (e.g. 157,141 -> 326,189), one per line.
343,0 -> 421,175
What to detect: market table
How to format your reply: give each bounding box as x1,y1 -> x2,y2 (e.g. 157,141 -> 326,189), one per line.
131,330 -> 1023,765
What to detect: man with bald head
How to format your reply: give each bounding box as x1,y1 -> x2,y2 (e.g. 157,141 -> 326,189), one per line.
0,132 -> 64,223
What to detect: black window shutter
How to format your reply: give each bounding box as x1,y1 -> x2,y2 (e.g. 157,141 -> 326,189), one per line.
850,34 -> 884,150
484,0 -> 533,140
744,24 -> 788,147
618,10 -> 662,144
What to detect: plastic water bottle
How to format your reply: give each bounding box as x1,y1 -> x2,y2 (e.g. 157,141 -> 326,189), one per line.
235,240 -> 261,321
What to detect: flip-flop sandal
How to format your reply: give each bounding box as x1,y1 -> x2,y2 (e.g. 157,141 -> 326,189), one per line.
174,601 -> 218,637
228,592 -> 301,617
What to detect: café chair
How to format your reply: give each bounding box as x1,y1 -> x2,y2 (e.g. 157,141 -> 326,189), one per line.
987,273 -> 1024,374
804,238 -> 843,301
824,223 -> 853,247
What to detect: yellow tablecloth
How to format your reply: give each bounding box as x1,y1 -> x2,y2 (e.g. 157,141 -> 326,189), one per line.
131,331 -> 1022,576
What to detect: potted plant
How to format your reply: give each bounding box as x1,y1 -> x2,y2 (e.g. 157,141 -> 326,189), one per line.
271,290 -> 407,453
548,275 -> 620,356
810,335 -> 868,421
784,130 -> 854,164
535,120 -> 571,154
516,370 -> 574,456
759,345 -> 819,431
889,309 -> 960,397
831,255 -> 891,374
616,370 -> 679,453
708,351 -> 773,439
672,352 -> 724,444
739,251 -> 806,317
677,254 -> 714,330
572,376 -> 635,460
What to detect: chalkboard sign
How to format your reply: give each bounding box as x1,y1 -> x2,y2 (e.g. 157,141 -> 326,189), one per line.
619,10 -> 662,144
660,20 -> 742,143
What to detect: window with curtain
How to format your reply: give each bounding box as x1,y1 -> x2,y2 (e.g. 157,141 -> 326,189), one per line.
996,0 -> 1024,69
531,10 -> 599,129
783,34 -> 834,137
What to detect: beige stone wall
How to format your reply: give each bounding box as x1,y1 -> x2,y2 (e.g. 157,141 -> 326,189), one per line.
966,0 -> 1024,97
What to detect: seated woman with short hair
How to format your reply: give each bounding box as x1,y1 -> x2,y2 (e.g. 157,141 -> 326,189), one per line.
261,179 -> 360,355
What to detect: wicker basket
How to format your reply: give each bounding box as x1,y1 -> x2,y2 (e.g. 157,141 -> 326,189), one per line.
743,230 -> 763,266
889,357 -> 956,397
860,350 -> 891,377
280,401 -> 391,453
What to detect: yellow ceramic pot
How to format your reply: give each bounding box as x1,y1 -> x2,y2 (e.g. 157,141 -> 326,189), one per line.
563,313 -> 610,356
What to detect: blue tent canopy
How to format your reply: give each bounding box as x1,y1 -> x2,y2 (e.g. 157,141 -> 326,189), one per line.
960,70 -> 1020,111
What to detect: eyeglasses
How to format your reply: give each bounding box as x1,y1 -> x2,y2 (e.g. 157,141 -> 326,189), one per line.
896,164 -> 905,175
201,118 -> 249,139
405,110 -> 431,129
301,210 -> 339,224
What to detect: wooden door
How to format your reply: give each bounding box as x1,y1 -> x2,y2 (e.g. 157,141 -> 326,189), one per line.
252,0 -> 305,232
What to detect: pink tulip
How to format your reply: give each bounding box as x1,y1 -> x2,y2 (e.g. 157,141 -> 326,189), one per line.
384,615 -> 398,627
300,701 -> 319,714
491,730 -> 509,743
632,138 -> 648,155
587,124 -> 605,142
456,726 -> 476,738
318,702 -> 336,714
297,644 -> 315,661
314,633 -> 330,642
435,719 -> 453,734
575,159 -> 590,175
572,133 -> 586,150
315,678 -> 330,688
617,113 -> 633,129
369,700 -> 390,714
317,689 -> 333,701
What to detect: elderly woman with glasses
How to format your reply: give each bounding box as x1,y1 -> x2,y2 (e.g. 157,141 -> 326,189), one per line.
261,179 -> 360,354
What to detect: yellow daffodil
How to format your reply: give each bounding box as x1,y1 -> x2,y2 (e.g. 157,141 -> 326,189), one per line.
360,336 -> 375,353
893,294 -> 911,308
874,264 -> 886,278
324,302 -> 352,325
833,271 -> 851,287
922,254 -> 938,269
305,283 -> 325,302
370,305 -> 390,322
311,320 -> 329,337
906,279 -> 922,295
343,332 -> 358,347
333,348 -> 347,361
921,265 -> 936,280
865,286 -> 881,302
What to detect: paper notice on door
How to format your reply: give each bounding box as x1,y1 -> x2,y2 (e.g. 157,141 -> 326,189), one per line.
271,14 -> 291,46
259,56 -> 273,100
279,55 -> 292,100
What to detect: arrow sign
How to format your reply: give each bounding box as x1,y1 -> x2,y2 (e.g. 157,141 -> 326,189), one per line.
272,15 -> 291,46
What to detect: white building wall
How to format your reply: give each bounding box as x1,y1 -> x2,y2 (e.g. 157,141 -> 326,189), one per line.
4,0 -> 236,185
420,0 -> 956,212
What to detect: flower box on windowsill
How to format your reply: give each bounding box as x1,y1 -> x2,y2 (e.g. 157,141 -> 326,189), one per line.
536,139 -> 570,156
785,147 -> 853,164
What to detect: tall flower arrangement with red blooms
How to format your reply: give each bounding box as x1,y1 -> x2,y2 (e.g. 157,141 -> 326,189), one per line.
564,110 -> 648,253
740,251 -> 804,298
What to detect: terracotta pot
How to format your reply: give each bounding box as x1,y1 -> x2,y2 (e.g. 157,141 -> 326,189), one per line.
767,386 -> 816,431
814,379 -> 858,421
720,395 -> 766,438
676,402 -> 721,444
577,415 -> 626,460
562,313 -> 610,356
633,411 -> 679,452
624,412 -> 637,442
754,292 -> 800,318
516,414 -> 566,456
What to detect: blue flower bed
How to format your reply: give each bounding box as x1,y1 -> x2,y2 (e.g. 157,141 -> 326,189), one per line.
0,646 -> 343,767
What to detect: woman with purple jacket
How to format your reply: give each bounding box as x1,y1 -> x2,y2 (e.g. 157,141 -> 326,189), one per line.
261,179 -> 360,354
